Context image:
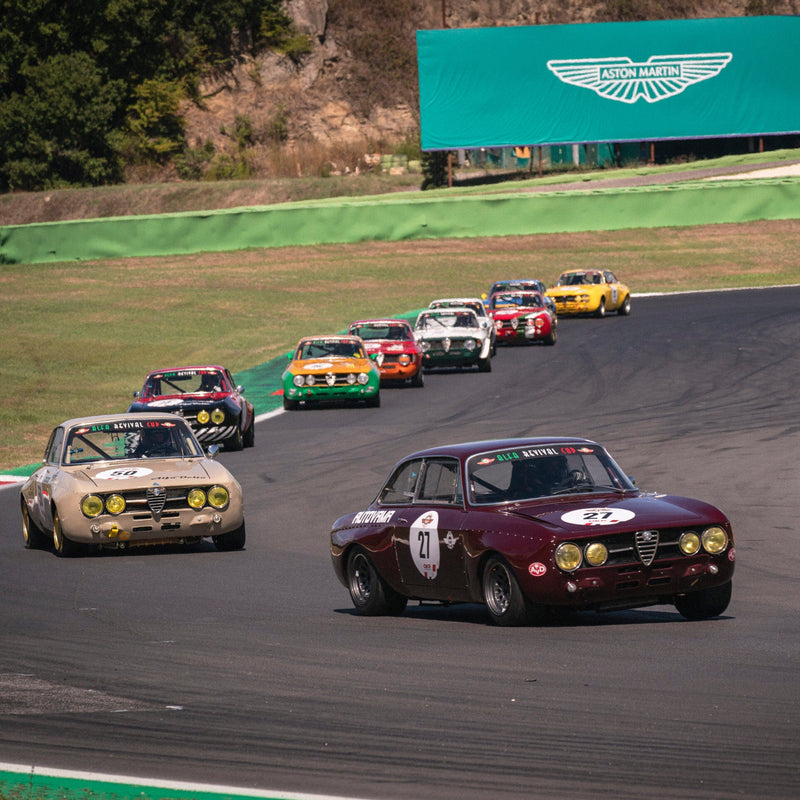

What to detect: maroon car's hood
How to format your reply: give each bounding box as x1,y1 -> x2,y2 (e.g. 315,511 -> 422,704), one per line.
502,492 -> 725,533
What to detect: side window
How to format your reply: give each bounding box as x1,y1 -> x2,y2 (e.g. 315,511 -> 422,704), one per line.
604,271 -> 616,284
417,459 -> 462,505
379,459 -> 422,505
45,427 -> 65,465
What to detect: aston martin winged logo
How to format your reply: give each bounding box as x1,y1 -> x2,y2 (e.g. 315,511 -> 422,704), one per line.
546,53 -> 733,104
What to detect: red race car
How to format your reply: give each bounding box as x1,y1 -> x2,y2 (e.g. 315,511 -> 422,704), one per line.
487,290 -> 557,345
331,437 -> 735,626
129,365 -> 254,450
348,319 -> 424,387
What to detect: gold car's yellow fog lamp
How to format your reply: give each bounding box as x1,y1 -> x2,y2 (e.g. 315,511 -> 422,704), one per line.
105,494 -> 126,515
81,495 -> 104,518
702,526 -> 728,554
187,488 -> 206,509
555,542 -> 582,571
679,531 -> 701,555
197,410 -> 210,424
207,485 -> 230,509
584,542 -> 608,566
211,408 -> 225,424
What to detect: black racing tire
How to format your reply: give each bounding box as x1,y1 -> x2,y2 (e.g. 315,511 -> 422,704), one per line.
213,521 -> 246,551
366,392 -> 381,408
52,509 -> 83,557
675,581 -> 732,620
411,369 -> 424,388
243,417 -> 255,447
544,326 -> 557,346
595,297 -> 606,318
283,396 -> 299,410
225,426 -> 244,451
477,356 -> 492,372
22,501 -> 48,549
617,294 -> 631,316
482,555 -> 532,626
346,546 -> 407,616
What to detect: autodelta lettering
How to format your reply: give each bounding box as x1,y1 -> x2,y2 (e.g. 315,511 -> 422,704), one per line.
353,509 -> 396,524
547,53 -> 733,104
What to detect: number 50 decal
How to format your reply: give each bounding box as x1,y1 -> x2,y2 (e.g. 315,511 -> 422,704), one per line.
410,510 -> 440,579
561,507 -> 636,526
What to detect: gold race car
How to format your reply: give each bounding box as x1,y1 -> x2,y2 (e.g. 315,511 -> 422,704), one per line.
546,269 -> 631,317
20,413 -> 245,556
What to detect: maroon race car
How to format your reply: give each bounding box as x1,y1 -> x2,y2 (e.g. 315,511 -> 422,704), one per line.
129,365 -> 254,450
487,290 -> 557,345
330,438 -> 735,626
347,319 -> 424,387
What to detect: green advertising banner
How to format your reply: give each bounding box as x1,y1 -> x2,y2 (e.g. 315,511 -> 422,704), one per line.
417,16 -> 800,150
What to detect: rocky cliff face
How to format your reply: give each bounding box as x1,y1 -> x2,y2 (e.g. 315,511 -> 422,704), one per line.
180,0 -> 790,168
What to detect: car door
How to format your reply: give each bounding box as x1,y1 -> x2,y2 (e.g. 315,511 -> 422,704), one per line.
32,425 -> 65,531
390,457 -> 468,596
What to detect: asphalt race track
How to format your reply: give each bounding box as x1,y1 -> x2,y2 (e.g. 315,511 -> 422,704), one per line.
1,287 -> 799,800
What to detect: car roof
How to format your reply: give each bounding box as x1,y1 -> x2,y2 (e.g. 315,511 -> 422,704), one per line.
430,297 -> 486,305
399,437 -> 599,461
297,334 -> 363,344
58,412 -> 192,428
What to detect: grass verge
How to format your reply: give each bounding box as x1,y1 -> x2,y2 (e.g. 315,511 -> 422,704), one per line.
3,219 -> 800,471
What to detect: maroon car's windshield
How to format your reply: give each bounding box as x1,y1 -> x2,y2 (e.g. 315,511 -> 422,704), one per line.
142,369 -> 230,397
467,444 -> 635,504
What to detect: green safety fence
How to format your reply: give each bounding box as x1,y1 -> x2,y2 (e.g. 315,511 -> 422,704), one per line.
2,177 -> 799,265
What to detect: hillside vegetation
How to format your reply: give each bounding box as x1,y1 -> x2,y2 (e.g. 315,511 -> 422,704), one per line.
2,0 -> 796,193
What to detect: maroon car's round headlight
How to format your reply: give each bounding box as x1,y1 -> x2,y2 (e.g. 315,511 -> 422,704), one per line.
584,542 -> 608,566
679,531 -> 701,555
197,410 -> 210,424
702,526 -> 728,554
211,408 -> 225,424
555,542 -> 582,571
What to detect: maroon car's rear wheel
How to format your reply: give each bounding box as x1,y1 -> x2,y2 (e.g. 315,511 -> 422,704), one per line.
675,581 -> 732,620
346,547 -> 407,616
482,555 -> 532,626
21,502 -> 48,549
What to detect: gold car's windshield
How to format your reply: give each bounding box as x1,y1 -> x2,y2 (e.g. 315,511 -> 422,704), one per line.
64,420 -> 203,464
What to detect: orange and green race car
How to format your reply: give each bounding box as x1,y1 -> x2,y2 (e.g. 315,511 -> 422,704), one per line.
546,269 -> 631,318
282,335 -> 381,410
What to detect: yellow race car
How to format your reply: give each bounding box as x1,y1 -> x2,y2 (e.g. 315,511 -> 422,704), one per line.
546,269 -> 631,318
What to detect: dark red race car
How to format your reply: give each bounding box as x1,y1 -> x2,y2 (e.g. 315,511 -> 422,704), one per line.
330,438 -> 735,625
487,290 -> 557,345
128,365 -> 255,450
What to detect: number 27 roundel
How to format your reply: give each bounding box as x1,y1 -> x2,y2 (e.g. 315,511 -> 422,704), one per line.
410,510 -> 440,580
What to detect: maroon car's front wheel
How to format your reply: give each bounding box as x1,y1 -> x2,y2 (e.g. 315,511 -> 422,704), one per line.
675,581 -> 732,620
482,555 -> 532,626
346,547 -> 407,616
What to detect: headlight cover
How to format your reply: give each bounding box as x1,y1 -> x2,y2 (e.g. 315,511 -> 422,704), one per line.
207,485 -> 230,509
292,374 -> 305,387
346,373 -> 357,385
555,542 -> 582,571
702,526 -> 728,554
679,531 -> 701,555
105,494 -> 126,515
584,542 -> 608,566
81,494 -> 104,518
464,338 -> 476,351
197,410 -> 210,424
211,408 -> 225,424
357,372 -> 369,385
188,488 -> 206,509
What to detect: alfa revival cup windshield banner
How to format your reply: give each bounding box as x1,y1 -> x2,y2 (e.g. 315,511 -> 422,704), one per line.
416,16 -> 800,149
